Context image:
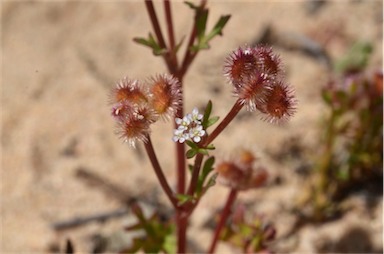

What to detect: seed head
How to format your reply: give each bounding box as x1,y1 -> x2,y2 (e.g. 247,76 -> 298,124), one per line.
236,73 -> 271,111
111,77 -> 149,105
261,81 -> 297,123
224,46 -> 258,87
216,149 -> 268,191
149,74 -> 182,120
224,46 -> 287,112
253,46 -> 282,78
111,101 -> 135,121
116,106 -> 156,147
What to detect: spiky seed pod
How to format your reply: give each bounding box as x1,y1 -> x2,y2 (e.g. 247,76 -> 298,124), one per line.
216,161 -> 246,189
224,46 -> 259,87
148,74 -> 182,120
216,148 -> 269,191
237,148 -> 257,168
236,73 -> 271,111
261,81 -> 297,123
111,101 -> 135,121
253,46 -> 282,78
247,167 -> 268,189
116,105 -> 156,147
111,78 -> 149,105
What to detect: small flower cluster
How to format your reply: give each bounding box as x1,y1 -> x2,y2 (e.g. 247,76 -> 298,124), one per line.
224,45 -> 297,123
173,108 -> 206,143
216,148 -> 268,190
110,74 -> 182,146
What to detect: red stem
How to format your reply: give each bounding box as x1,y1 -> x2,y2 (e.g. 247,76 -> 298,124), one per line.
179,0 -> 207,77
204,99 -> 244,146
176,212 -> 188,253
143,136 -> 178,208
187,100 -> 244,197
144,0 -> 167,49
208,189 -> 238,253
144,0 -> 175,73
163,0 -> 178,68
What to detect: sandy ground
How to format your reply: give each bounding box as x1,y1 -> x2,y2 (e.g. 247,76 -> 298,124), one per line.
2,1 -> 383,253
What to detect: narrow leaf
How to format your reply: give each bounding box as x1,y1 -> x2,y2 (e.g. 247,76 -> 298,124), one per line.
205,15 -> 231,42
206,144 -> 216,150
186,149 -> 197,159
196,156 -> 215,194
207,116 -> 220,127
198,148 -> 209,156
195,9 -> 209,42
186,140 -> 198,149
184,1 -> 199,10
176,194 -> 194,206
133,33 -> 166,56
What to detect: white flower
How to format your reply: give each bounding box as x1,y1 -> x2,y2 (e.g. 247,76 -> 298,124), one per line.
189,125 -> 205,143
188,107 -> 203,124
175,116 -> 190,131
172,107 -> 206,143
173,128 -> 189,143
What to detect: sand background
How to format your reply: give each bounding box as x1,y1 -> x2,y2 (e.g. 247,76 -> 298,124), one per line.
2,1 -> 383,253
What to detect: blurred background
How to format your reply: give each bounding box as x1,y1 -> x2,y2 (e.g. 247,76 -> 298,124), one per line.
2,0 -> 382,253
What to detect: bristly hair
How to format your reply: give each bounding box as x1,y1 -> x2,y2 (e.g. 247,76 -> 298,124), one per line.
260,81 -> 297,124
110,77 -> 149,106
148,74 -> 182,121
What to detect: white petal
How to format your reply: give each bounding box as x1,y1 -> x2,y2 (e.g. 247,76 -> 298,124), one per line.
175,118 -> 182,124
193,136 -> 201,143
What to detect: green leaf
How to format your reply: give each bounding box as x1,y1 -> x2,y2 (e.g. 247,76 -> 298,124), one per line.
321,90 -> 333,106
197,148 -> 209,156
186,149 -> 197,159
196,157 -> 215,194
202,157 -> 215,177
174,36 -> 186,54
206,144 -> 216,150
207,116 -> 220,127
206,173 -> 218,188
133,33 -> 166,56
190,15 -> 231,52
188,164 -> 194,173
184,1 -> 199,10
124,222 -> 144,231
335,41 -> 373,73
176,194 -> 194,206
202,100 -> 213,128
186,140 -> 199,149
205,15 -> 231,42
195,9 -> 209,42
163,233 -> 177,254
